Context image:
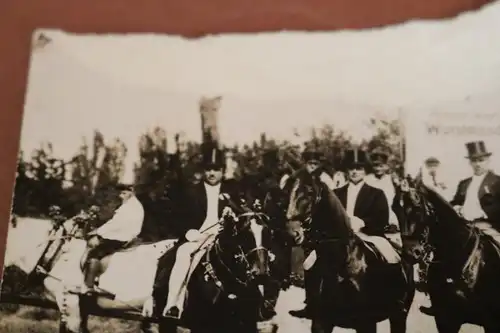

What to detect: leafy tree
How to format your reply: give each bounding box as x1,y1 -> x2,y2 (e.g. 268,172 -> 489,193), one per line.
363,117 -> 404,171
11,118 -> 403,233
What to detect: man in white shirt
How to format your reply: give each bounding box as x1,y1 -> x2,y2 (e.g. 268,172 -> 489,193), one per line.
82,184 -> 145,294
161,144 -> 241,320
418,157 -> 450,200
289,148 -> 389,319
333,148 -> 390,236
365,151 -> 398,227
450,141 -> 500,223
279,149 -> 336,190
420,141 -> 500,316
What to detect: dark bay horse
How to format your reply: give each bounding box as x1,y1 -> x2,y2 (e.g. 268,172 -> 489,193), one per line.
240,172 -> 295,309
283,171 -> 415,333
398,181 -> 500,333
153,208 -> 278,333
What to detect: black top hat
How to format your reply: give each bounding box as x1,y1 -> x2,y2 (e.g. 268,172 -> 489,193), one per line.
342,148 -> 370,169
371,150 -> 388,165
465,141 -> 492,159
201,143 -> 225,169
301,149 -> 324,162
115,183 -> 134,192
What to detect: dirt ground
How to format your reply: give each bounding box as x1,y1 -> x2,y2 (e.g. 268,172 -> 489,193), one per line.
0,286 -> 484,333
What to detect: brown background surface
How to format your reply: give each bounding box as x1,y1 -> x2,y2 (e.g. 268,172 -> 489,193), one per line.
0,0 -> 495,271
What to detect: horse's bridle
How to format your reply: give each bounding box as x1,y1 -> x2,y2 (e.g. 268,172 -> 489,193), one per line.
294,178 -> 325,239
402,186 -> 484,289
33,219 -> 85,277
213,211 -> 274,288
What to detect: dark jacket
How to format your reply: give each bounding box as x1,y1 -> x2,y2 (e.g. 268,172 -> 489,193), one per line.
450,170 -> 500,223
333,182 -> 389,236
169,178 -> 244,240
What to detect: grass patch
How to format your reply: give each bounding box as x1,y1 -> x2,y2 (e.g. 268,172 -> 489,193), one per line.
0,306 -> 142,333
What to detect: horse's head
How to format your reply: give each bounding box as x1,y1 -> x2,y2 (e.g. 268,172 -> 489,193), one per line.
397,178 -> 435,264
283,171 -> 323,245
5,206 -> 98,276
218,207 -> 275,286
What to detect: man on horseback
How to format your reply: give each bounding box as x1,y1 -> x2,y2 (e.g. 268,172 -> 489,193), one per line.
289,147 -> 392,319
417,156 -> 450,200
334,148 -> 390,236
420,141 -> 500,316
280,148 -> 336,190
156,143 -> 244,320
81,184 -> 145,295
365,150 -> 399,229
287,148 -> 339,318
450,141 -> 500,224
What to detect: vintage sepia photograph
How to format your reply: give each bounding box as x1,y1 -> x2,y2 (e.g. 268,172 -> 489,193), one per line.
1,2 -> 500,333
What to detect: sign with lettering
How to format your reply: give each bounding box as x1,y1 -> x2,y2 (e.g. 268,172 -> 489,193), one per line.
403,110 -> 500,198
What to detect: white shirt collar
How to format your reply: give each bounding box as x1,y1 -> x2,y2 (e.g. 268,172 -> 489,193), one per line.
204,181 -> 221,192
373,173 -> 389,180
472,172 -> 488,181
348,180 -> 365,189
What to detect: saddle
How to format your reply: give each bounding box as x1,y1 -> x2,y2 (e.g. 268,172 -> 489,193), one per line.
356,232 -> 401,264
184,235 -> 218,282
473,221 -> 500,254
79,238 -> 152,273
302,232 -> 401,271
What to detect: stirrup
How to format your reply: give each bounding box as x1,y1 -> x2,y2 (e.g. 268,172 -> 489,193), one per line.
67,285 -> 97,295
162,306 -> 181,319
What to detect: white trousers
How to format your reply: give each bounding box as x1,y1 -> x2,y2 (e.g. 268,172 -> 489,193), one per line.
164,234 -> 215,315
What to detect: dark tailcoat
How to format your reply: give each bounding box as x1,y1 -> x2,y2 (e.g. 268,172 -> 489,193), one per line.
333,182 -> 390,236
168,178 -> 244,241
151,176 -> 244,312
450,170 -> 500,224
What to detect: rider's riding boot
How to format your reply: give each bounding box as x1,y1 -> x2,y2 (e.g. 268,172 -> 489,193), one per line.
82,259 -> 101,295
162,245 -> 193,319
260,284 -> 279,320
289,306 -> 313,318
289,268 -> 317,319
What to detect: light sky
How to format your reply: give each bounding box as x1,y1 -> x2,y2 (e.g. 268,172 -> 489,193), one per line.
19,1 -> 500,183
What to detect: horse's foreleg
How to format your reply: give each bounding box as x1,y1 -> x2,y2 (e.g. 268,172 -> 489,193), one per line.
79,312 -> 90,333
434,315 -> 462,333
140,319 -> 156,333
389,310 -> 409,333
311,318 -> 334,333
58,291 -> 84,333
158,318 -> 178,333
59,320 -> 69,333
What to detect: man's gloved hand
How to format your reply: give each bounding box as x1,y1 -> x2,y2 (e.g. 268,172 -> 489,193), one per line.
319,172 -> 336,190
87,235 -> 102,248
384,224 -> 400,234
222,206 -> 238,221
185,229 -> 202,242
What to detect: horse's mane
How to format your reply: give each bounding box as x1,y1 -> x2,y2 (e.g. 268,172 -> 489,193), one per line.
419,184 -> 463,224
281,168 -> 308,193
320,183 -> 353,232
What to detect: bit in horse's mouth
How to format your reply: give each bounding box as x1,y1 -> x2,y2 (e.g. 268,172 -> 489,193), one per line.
293,231 -> 305,245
